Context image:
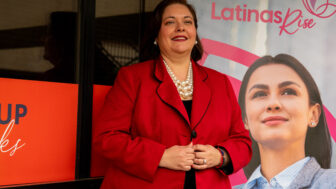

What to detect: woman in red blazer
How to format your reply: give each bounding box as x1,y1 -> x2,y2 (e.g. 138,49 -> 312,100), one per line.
94,0 -> 252,188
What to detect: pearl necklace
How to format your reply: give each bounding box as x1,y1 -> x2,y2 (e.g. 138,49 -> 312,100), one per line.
163,59 -> 193,99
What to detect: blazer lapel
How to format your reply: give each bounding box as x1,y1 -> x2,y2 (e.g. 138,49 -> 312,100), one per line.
155,57 -> 190,125
288,158 -> 321,188
191,61 -> 211,129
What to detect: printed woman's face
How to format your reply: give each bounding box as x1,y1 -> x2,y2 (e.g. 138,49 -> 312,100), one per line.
244,64 -> 320,148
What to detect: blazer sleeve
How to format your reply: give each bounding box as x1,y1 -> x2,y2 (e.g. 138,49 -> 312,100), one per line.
217,75 -> 252,174
93,67 -> 166,182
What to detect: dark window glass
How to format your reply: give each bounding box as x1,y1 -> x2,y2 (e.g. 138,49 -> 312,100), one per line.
0,0 -> 78,83
94,0 -> 142,85
93,0 -> 161,85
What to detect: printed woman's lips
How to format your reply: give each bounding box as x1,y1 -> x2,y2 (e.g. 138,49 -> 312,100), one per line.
262,116 -> 288,126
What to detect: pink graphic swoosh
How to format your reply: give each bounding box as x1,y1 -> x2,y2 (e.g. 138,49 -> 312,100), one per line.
199,38 -> 259,96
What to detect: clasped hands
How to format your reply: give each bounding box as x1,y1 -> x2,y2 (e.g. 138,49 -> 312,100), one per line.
159,142 -> 222,171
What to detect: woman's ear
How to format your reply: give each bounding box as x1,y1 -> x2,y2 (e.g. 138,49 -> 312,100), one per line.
309,103 -> 321,128
244,119 -> 250,130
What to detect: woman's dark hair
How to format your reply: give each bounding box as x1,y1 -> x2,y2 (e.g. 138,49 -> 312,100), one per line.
140,0 -> 203,62
238,54 -> 332,177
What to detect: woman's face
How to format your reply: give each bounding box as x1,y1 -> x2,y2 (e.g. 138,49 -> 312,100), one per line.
244,64 -> 320,149
156,3 -> 197,58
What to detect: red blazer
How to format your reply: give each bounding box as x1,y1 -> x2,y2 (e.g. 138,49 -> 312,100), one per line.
94,57 -> 252,189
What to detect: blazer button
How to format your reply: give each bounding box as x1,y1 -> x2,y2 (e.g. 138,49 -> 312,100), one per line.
191,130 -> 197,139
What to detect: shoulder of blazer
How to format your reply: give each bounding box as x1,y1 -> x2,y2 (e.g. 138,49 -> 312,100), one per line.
198,64 -> 230,84
311,165 -> 336,187
121,59 -> 155,73
288,157 -> 336,189
118,59 -> 156,80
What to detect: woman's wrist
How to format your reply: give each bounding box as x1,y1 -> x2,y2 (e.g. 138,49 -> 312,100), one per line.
215,147 -> 225,168
159,149 -> 167,168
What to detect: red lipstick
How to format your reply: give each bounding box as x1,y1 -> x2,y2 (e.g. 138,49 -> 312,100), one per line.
172,35 -> 187,41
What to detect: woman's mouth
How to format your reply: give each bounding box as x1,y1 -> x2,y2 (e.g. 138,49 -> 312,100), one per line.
172,36 -> 188,41
262,116 -> 288,126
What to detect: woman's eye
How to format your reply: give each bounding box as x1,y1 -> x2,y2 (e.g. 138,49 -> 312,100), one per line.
251,91 -> 267,99
185,20 -> 193,24
282,88 -> 297,96
165,21 -> 174,25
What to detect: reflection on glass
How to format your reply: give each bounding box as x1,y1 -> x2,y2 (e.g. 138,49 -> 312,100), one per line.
43,12 -> 76,83
0,0 -> 77,83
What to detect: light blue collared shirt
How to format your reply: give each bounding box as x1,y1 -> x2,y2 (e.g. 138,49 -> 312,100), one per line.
243,157 -> 310,189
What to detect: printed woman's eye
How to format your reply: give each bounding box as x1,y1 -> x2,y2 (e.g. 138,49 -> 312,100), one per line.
282,88 -> 297,96
251,91 -> 267,99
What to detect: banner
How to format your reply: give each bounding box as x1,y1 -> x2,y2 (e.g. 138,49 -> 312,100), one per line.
189,0 -> 336,186
0,78 -> 78,186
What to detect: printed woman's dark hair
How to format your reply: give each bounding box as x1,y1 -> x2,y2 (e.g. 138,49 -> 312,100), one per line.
238,54 -> 332,177
140,0 -> 203,62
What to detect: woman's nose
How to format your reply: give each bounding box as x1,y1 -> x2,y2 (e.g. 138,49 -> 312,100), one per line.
267,105 -> 280,111
266,96 -> 281,112
176,22 -> 185,32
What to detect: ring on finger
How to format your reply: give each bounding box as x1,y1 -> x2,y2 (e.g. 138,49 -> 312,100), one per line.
203,159 -> 207,164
